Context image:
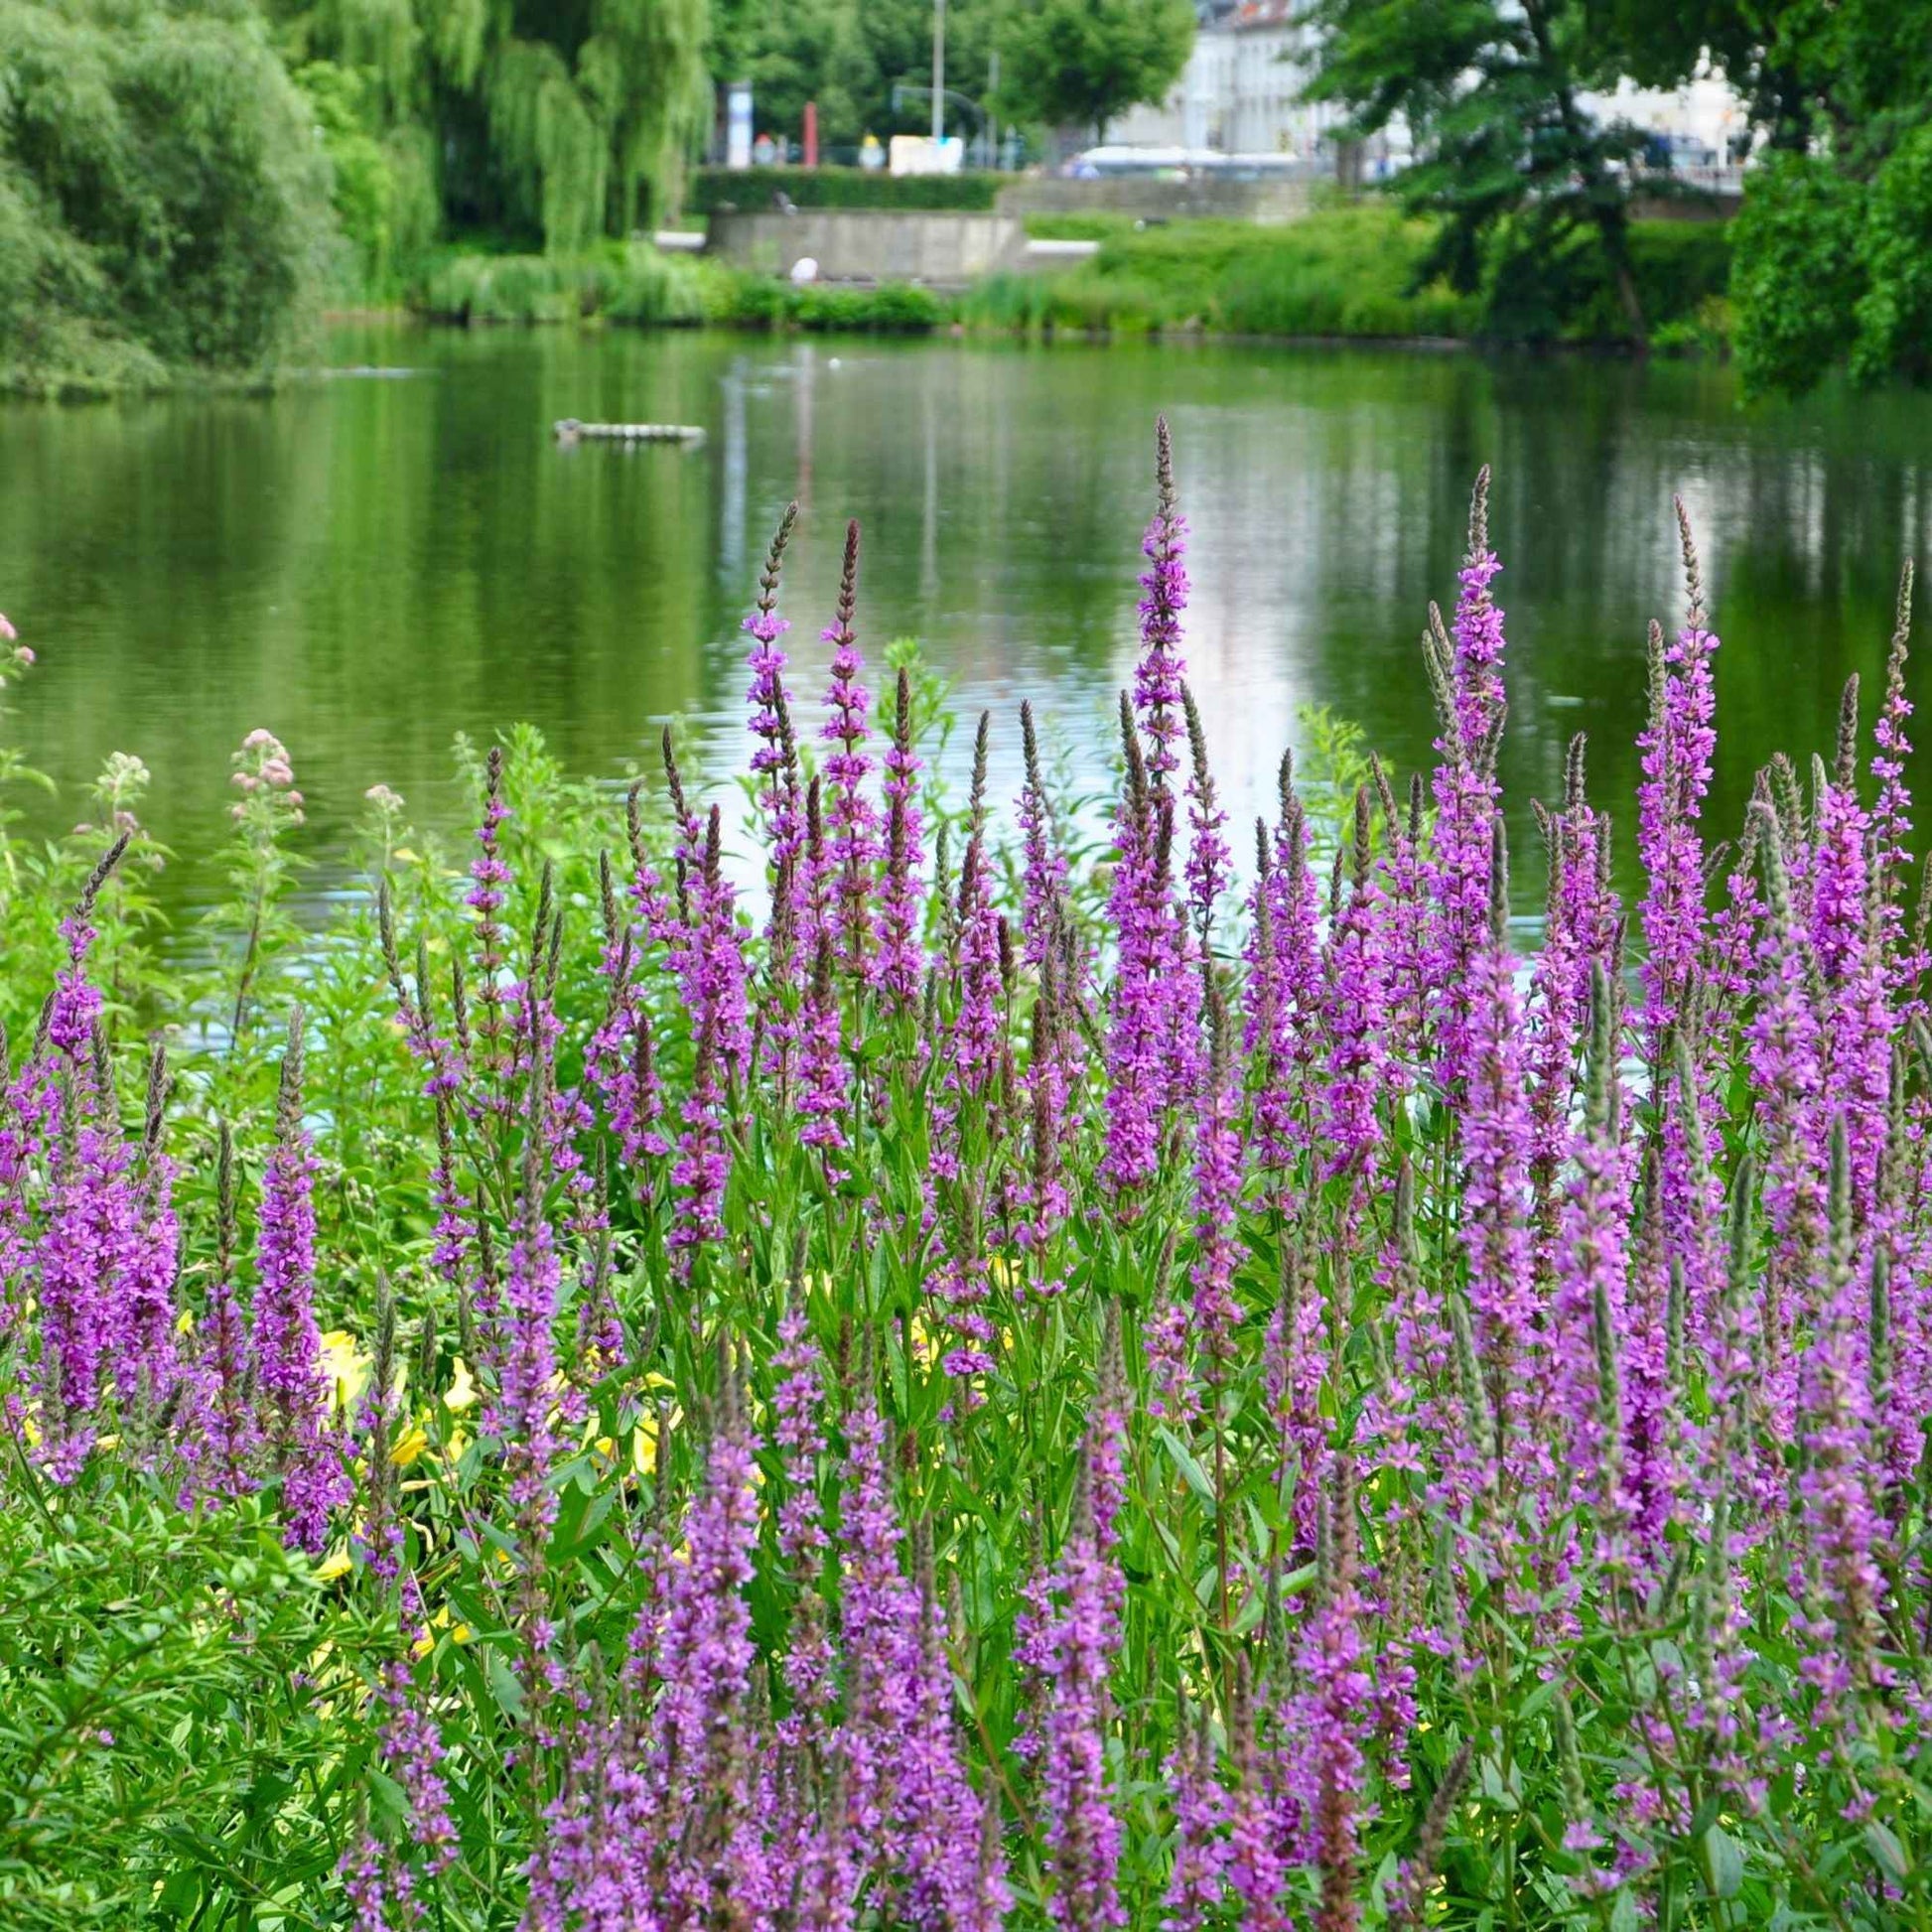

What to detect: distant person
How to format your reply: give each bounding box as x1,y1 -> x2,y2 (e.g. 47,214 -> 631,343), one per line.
860,134 -> 885,172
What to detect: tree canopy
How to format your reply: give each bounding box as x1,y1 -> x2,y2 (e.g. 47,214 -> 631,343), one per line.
993,0 -> 1194,146
1303,0 -> 1656,341
1665,0 -> 1932,395
0,0 -> 334,390
708,0 -> 1005,155
275,0 -> 712,262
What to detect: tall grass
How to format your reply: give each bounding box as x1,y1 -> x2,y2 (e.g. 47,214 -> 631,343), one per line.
0,432 -> 1927,1928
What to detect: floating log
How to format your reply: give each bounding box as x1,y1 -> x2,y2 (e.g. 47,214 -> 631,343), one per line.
554,419 -> 706,446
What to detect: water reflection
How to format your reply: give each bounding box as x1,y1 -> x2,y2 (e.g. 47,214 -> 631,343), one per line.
4,327 -> 1932,928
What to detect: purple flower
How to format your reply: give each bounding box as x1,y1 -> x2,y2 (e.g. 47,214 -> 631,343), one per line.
821,520 -> 880,974
1133,417 -> 1189,786
873,668 -> 929,1007
1016,1413 -> 1127,1931
746,501 -> 805,882
668,804 -> 751,1273
251,1015 -> 348,1554
797,934 -> 850,1175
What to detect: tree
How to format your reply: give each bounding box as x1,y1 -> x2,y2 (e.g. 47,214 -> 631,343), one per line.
1603,0 -> 1932,395
713,0 -> 1004,153
994,0 -> 1194,147
0,0 -> 334,389
274,0 -> 712,255
1302,0 -> 1655,342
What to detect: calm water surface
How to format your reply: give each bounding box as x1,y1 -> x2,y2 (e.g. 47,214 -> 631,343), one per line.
7,324 -> 1932,923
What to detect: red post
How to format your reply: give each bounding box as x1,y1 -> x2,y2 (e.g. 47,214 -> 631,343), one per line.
803,99 -> 819,169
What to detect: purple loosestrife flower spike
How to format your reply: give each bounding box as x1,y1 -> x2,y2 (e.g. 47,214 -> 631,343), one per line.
649,1366 -> 760,1918
874,666 -> 928,1007
1873,562 -> 1917,985
252,1010 -> 348,1554
1423,476 -> 1510,1096
797,933 -> 850,1175
1017,1421 -> 1128,1931
1134,417 -> 1188,786
821,519 -> 879,973
746,500 -> 804,876
1102,693 -> 1183,1202
1181,686 -> 1228,955
668,801 -> 751,1273
1321,787 -> 1390,1180
1638,506 -> 1720,1055
1457,820 -> 1543,1493
466,747 -> 512,1096
196,1120 -> 258,1496
1019,700 -> 1071,970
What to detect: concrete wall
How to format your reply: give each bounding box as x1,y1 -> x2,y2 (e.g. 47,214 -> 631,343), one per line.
996,175 -> 1314,225
706,209 -> 1026,286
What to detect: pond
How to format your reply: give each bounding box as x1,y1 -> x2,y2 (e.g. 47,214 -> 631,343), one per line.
6,323 -> 1932,923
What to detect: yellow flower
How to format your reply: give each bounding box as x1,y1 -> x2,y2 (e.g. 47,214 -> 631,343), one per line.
632,1415 -> 659,1476
319,1330 -> 371,1420
443,1356 -> 478,1413
175,1308 -> 195,1336
314,1546 -> 352,1584
412,1604 -> 473,1656
389,1422 -> 430,1468
434,1425 -> 471,1466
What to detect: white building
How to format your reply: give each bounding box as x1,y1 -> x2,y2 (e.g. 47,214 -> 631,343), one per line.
1580,72 -> 1752,168
1111,1 -> 1341,160
1112,9 -> 1747,174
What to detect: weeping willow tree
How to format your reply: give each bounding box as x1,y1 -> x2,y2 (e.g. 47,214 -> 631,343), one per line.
0,0 -> 334,390
280,0 -> 712,257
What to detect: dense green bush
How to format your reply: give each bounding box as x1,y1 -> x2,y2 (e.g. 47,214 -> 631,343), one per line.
1478,218 -> 1732,346
956,208 -> 1725,346
689,164 -> 1004,212
414,242 -> 708,324
0,0 -> 334,394
0,1481 -> 374,1925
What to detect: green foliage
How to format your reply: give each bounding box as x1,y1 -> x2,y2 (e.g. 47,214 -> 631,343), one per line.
414,238 -> 707,322
1729,153 -> 1870,399
1853,124 -> 1932,389
1479,218 -> 1732,346
0,0 -> 335,393
956,208 -> 1736,345
1627,0 -> 1932,393
0,1476 -> 370,1926
1304,0 -> 1657,341
993,0 -> 1194,143
277,0 -> 712,257
710,0 -> 1003,152
293,59 -> 438,296
689,164 -> 1003,212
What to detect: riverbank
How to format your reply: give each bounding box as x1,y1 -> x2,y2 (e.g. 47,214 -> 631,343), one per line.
401,207 -> 1731,353
6,207 -> 1733,396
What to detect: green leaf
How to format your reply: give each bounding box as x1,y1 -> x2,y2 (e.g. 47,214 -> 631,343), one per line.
1702,1822 -> 1744,1899
1865,1819 -> 1910,1882
1155,1427 -> 1216,1506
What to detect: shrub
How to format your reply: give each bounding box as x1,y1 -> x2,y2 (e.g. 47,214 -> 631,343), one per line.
413,242 -> 705,324
0,0 -> 334,392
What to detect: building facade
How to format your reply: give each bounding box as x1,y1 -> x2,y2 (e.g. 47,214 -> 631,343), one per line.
1110,1 -> 1340,160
